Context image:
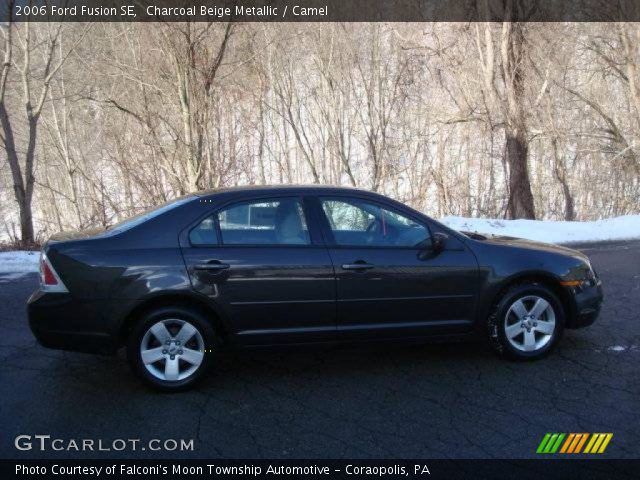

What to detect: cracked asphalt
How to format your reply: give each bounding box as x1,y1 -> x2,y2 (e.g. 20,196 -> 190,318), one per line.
1,241 -> 639,460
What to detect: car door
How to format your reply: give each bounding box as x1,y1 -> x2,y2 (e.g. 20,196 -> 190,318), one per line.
314,195 -> 479,340
180,195 -> 336,346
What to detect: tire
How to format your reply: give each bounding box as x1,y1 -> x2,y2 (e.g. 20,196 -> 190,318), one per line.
126,306 -> 217,392
487,283 -> 564,360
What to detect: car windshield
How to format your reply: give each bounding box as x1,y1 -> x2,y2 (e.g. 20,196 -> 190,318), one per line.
106,196 -> 194,235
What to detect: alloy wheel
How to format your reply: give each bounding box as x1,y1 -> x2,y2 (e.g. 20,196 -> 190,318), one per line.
140,319 -> 205,381
504,295 -> 556,352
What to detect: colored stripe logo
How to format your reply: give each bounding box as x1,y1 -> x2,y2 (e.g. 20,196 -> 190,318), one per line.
537,433 -> 612,454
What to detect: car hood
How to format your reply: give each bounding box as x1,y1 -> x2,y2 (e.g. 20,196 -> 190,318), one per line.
466,233 -> 589,262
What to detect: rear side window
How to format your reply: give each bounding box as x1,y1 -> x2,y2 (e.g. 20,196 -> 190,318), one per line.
190,198 -> 311,246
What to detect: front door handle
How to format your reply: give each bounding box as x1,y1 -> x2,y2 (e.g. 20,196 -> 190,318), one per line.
341,263 -> 375,271
194,262 -> 230,271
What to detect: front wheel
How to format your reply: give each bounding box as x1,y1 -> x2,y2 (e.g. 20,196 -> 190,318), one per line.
127,306 -> 217,391
488,283 -> 564,360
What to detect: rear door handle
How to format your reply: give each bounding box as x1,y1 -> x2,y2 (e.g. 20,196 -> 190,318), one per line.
194,262 -> 230,271
341,263 -> 375,270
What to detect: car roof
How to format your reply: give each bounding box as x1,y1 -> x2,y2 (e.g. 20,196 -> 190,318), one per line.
194,184 -> 372,197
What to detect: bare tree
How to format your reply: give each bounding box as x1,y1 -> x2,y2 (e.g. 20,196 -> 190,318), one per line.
0,8 -> 87,243
2,20 -> 639,242
475,1 -> 535,219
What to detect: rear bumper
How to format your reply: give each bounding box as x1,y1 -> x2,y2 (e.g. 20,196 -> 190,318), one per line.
27,290 -> 117,355
568,280 -> 604,329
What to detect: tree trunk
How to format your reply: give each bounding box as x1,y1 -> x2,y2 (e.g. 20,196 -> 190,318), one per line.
561,181 -> 576,221
0,102 -> 36,244
550,138 -> 576,221
501,17 -> 536,219
18,197 -> 35,244
505,128 -> 536,219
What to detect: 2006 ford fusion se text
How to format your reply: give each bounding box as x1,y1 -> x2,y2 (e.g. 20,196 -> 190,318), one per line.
27,186 -> 603,391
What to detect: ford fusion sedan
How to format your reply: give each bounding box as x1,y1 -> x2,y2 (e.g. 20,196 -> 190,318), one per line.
27,186 -> 603,391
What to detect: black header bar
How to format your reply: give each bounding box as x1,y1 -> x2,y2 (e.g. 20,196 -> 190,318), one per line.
4,459 -> 640,480
3,0 -> 640,23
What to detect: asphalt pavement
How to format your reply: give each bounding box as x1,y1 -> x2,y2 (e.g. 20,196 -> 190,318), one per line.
1,241 -> 639,459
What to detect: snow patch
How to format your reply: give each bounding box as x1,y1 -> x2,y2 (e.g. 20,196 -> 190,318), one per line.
0,251 -> 40,274
441,215 -> 640,244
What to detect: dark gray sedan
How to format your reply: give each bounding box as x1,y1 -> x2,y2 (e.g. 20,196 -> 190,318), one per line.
27,186 -> 603,391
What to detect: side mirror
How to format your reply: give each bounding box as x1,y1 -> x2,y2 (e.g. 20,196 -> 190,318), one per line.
432,232 -> 449,253
417,232 -> 448,260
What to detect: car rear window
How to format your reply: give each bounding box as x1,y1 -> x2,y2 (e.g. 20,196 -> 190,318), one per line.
106,196 -> 193,235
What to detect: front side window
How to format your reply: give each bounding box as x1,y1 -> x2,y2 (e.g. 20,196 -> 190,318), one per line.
215,198 -> 310,245
321,198 -> 430,247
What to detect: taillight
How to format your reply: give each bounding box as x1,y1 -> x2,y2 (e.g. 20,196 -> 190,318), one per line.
41,257 -> 56,285
40,252 -> 68,293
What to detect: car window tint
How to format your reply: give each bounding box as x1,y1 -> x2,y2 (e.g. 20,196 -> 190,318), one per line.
218,198 -> 310,245
321,198 -> 430,247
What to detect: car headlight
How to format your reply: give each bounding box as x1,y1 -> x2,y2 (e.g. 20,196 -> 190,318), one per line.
560,261 -> 597,290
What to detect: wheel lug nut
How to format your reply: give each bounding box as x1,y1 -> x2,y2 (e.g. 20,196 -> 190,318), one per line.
533,322 -> 538,327
178,350 -> 183,355
162,349 -> 167,354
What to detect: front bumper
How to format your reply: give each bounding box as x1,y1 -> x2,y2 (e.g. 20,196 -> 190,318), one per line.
27,290 -> 117,354
568,279 -> 604,329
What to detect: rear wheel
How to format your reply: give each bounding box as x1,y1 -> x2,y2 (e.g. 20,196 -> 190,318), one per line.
127,306 -> 217,391
488,283 -> 564,360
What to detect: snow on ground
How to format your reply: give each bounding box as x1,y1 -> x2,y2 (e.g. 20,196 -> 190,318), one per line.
0,251 -> 40,275
441,215 -> 640,244
0,215 -> 639,274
